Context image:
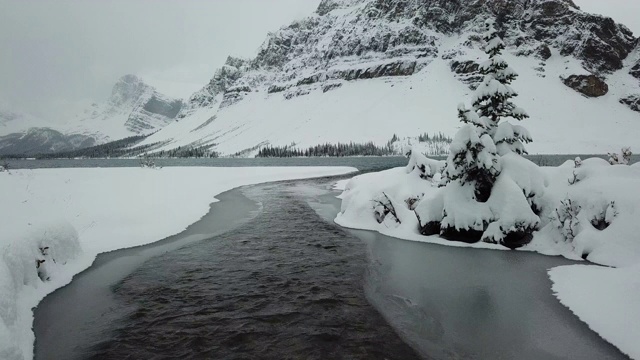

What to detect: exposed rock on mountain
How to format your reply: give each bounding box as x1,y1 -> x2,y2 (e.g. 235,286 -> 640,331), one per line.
620,95 -> 640,113
450,60 -> 482,89
562,74 -> 609,97
631,61 -> 640,80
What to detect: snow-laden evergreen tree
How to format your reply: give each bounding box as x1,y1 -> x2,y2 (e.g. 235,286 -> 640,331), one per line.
419,19 -> 542,248
473,19 -> 531,156
442,123 -> 500,202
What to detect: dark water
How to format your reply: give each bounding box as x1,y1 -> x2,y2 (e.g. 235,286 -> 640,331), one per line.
34,179 -> 628,360
7,154 -> 639,171
6,157 -> 409,172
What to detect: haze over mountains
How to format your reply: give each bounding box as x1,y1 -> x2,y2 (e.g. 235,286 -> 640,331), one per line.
2,0 -> 639,156
0,75 -> 182,155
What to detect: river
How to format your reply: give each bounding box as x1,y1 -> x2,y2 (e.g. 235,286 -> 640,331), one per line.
33,175 -> 626,359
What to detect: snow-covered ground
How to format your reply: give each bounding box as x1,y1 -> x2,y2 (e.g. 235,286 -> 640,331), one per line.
335,156 -> 640,358
0,166 -> 356,360
549,264 -> 640,360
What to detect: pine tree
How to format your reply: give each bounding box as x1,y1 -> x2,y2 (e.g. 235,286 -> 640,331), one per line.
472,19 -> 531,155
442,124 -> 500,202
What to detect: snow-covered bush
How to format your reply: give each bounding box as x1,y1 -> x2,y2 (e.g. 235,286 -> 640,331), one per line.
608,147 -> 632,165
372,192 -> 402,224
140,158 -> 157,168
404,145 -> 445,181
1,221 -> 81,360
420,19 -> 538,248
0,161 -> 8,173
534,158 -> 640,265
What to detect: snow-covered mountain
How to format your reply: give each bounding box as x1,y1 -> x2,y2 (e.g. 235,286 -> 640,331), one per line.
136,0 -> 640,156
0,127 -> 96,156
67,74 -> 183,142
0,75 -> 183,155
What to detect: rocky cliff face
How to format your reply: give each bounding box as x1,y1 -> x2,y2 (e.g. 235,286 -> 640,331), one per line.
179,0 -> 636,114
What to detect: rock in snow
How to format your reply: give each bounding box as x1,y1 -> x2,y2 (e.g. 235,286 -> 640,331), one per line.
562,74 -> 609,97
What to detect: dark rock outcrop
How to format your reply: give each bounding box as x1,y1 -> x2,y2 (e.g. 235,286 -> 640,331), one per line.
419,221 -> 441,236
440,226 -> 484,244
620,95 -> 640,113
330,60 -> 416,80
631,61 -> 640,80
322,82 -> 343,93
499,230 -> 534,250
535,44 -> 552,60
450,60 -> 483,89
562,75 -> 609,97
142,96 -> 182,119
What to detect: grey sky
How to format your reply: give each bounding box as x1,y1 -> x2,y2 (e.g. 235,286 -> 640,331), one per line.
0,0 -> 638,123
0,0 -> 321,121
574,0 -> 640,35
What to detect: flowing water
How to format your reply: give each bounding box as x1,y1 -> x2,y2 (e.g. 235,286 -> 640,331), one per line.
34,177 -> 627,360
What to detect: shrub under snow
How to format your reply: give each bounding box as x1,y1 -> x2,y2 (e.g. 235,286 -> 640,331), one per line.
0,221 -> 81,360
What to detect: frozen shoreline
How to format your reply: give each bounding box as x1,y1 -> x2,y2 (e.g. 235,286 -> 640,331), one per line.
334,161 -> 640,359
0,166 -> 357,360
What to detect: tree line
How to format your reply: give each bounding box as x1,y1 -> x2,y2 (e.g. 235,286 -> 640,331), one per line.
257,141 -> 396,158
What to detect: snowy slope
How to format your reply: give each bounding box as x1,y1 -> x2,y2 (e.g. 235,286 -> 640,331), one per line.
136,0 -> 640,156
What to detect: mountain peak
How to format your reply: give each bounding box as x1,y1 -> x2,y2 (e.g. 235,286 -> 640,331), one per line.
109,74 -> 151,107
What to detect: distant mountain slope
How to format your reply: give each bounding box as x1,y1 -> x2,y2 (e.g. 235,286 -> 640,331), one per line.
0,75 -> 183,156
0,127 -> 95,156
66,74 -> 183,142
137,0 -> 640,156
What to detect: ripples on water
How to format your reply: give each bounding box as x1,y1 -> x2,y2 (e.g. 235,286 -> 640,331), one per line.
84,183 -> 421,359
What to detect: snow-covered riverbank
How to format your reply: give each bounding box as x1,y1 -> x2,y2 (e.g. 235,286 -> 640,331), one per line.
334,158 -> 640,359
0,166 -> 356,360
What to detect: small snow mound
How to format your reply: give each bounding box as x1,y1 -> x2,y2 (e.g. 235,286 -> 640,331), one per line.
1,221 -> 81,360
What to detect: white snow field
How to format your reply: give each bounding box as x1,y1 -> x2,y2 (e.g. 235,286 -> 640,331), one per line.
335,156 -> 640,358
0,166 -> 356,360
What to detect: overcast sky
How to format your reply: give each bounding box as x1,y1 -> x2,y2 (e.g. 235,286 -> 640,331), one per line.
0,0 -> 321,121
0,0 -> 638,123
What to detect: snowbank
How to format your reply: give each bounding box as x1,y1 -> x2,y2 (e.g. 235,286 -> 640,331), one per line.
0,166 -> 356,360
549,264 -> 640,360
335,157 -> 640,358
